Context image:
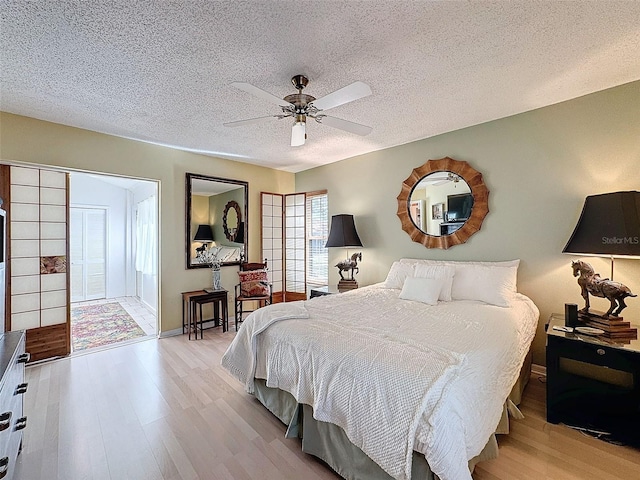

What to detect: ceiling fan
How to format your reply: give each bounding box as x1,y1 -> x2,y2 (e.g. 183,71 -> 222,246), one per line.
418,172 -> 462,187
223,75 -> 372,147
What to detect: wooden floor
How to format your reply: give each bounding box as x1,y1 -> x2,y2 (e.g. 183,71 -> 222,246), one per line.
16,329 -> 640,480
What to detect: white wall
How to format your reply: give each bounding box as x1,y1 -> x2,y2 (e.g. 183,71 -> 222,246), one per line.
132,181 -> 158,313
69,174 -> 128,299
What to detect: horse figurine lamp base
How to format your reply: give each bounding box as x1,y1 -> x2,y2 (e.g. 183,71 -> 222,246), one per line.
571,260 -> 637,318
335,252 -> 362,292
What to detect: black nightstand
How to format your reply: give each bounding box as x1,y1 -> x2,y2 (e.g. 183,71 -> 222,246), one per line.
546,313 -> 640,445
309,285 -> 340,298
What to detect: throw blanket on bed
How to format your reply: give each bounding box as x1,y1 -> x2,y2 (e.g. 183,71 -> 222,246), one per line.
221,302 -> 309,393
222,300 -> 465,480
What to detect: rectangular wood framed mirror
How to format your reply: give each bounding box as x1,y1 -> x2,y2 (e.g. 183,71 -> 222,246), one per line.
186,173 -> 248,269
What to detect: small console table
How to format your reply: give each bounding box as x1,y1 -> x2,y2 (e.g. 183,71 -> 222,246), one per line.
182,289 -> 228,339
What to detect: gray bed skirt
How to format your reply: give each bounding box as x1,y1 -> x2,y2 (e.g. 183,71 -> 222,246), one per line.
251,351 -> 532,480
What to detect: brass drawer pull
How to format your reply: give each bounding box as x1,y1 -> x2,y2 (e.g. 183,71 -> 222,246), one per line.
596,348 -> 606,356
15,383 -> 28,395
0,412 -> 11,432
0,456 -> 8,478
17,353 -> 30,364
14,417 -> 27,431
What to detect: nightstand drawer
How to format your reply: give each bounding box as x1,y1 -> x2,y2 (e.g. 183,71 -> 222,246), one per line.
550,336 -> 639,373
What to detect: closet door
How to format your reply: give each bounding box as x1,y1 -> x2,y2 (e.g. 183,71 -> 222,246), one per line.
70,207 -> 106,302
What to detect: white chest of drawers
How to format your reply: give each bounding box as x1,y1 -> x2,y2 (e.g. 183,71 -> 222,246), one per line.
0,332 -> 28,480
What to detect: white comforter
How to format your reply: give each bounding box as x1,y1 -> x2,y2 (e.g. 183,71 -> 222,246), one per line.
222,284 -> 539,480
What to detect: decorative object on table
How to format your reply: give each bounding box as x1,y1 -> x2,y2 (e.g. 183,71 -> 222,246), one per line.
197,245 -> 222,292
569,260 -> 638,339
194,224 -> 214,255
574,326 -> 605,336
335,252 -> 362,285
571,260 -> 636,317
563,191 -> 640,279
325,214 -> 363,291
564,303 -> 579,327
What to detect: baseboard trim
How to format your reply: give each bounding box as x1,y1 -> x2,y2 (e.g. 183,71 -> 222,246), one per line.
531,363 -> 546,376
158,328 -> 183,338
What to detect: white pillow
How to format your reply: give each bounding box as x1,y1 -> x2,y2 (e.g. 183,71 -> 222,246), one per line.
399,277 -> 444,305
383,262 -> 415,289
400,258 -> 520,269
413,264 -> 455,301
450,264 -> 518,307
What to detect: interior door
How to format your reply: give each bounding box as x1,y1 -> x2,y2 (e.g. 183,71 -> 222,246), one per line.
70,207 -> 106,302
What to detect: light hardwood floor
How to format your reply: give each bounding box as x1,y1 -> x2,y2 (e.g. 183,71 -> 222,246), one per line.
16,329 -> 640,480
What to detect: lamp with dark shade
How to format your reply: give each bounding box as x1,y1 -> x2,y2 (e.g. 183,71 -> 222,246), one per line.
326,214 -> 363,291
194,224 -> 214,243
325,214 -> 363,248
563,191 -> 640,279
234,222 -> 245,244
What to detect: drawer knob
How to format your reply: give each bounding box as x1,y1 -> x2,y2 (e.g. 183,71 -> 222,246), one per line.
0,412 -> 11,432
17,353 -> 30,364
14,416 -> 27,431
0,456 -> 8,478
596,348 -> 606,356
15,383 -> 28,395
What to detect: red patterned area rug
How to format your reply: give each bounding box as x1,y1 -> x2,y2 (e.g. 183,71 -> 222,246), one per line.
71,302 -> 146,352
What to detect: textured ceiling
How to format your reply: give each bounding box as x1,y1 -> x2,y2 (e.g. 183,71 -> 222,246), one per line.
1,1 -> 639,173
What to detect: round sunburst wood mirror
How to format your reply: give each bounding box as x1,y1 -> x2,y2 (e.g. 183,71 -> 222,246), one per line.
223,200 -> 242,242
397,157 -> 489,249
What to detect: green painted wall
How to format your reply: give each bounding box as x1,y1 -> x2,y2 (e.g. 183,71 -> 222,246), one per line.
296,80 -> 640,365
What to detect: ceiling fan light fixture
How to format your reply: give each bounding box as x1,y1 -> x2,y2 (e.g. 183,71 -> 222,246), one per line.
227,75 -> 372,146
291,120 -> 306,147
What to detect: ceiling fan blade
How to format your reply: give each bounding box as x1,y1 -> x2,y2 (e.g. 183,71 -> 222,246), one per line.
311,81 -> 372,111
316,115 -> 372,136
223,115 -> 281,128
230,82 -> 292,107
291,121 -> 306,147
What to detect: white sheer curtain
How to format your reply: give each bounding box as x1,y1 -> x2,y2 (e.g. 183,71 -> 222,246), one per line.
136,195 -> 157,275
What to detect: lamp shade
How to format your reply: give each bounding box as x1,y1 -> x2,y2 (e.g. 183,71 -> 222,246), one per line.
234,222 -> 245,244
194,224 -> 214,242
563,191 -> 640,257
325,214 -> 363,248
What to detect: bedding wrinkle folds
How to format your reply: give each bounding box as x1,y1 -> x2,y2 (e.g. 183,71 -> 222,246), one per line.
223,284 -> 539,480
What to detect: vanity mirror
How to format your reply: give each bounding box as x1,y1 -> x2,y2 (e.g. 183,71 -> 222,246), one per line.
186,173 -> 248,269
397,157 -> 489,249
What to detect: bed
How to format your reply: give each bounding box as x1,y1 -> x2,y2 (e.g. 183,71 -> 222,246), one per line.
222,259 -> 539,480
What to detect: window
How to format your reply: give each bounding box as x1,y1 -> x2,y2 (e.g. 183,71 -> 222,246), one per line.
306,192 -> 328,285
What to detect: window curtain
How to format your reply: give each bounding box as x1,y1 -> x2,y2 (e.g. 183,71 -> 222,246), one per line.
136,195 -> 157,275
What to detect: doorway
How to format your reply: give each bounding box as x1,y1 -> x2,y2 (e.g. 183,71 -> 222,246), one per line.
69,172 -> 158,353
